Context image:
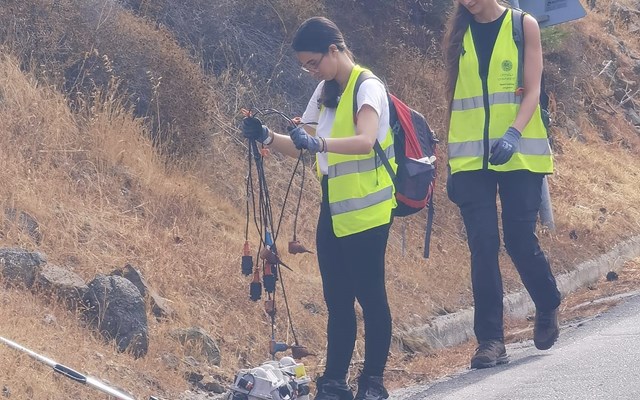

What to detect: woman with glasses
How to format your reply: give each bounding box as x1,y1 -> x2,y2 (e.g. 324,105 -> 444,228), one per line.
241,16 -> 395,400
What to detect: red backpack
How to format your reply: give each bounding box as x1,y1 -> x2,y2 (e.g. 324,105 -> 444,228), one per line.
354,71 -> 438,258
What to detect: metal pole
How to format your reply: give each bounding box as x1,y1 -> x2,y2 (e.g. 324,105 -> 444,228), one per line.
0,335 -> 140,400
539,176 -> 556,231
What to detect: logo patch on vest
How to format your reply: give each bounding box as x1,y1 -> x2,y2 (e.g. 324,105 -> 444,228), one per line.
501,60 -> 513,72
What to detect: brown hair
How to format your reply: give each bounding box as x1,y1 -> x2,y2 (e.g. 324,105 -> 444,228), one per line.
292,17 -> 353,109
443,4 -> 473,114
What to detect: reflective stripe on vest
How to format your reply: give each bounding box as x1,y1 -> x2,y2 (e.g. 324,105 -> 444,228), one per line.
449,137 -> 552,158
451,92 -> 521,111
447,9 -> 553,174
330,185 -> 394,216
323,65 -> 396,237
327,145 -> 395,179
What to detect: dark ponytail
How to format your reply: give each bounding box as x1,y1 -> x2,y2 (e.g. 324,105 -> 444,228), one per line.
443,4 -> 473,114
292,17 -> 353,109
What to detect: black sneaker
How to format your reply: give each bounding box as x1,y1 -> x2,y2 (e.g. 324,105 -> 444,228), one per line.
315,376 -> 354,400
354,375 -> 389,400
470,340 -> 509,369
534,308 -> 560,350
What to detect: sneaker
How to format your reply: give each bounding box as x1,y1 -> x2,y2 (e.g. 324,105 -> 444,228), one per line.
314,376 -> 354,400
354,375 -> 389,400
534,307 -> 559,350
470,340 -> 509,369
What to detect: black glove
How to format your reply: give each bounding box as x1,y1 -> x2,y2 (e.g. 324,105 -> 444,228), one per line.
489,126 -> 521,165
289,126 -> 323,153
242,116 -> 270,143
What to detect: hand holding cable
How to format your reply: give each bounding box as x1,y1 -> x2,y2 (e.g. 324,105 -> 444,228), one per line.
242,115 -> 273,144
289,126 -> 324,153
239,107 -> 310,358
489,126 -> 521,165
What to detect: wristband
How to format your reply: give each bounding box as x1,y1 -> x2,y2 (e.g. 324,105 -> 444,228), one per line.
262,129 -> 274,145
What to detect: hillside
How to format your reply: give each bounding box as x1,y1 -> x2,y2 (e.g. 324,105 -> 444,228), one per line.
0,0 -> 639,399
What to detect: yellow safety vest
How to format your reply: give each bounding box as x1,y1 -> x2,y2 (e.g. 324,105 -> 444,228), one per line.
448,10 -> 553,174
322,65 -> 396,237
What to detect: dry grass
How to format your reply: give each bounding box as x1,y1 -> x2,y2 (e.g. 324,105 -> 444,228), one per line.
0,0 -> 639,398
0,0 -> 215,159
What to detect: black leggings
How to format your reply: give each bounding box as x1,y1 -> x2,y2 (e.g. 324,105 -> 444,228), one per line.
316,176 -> 392,379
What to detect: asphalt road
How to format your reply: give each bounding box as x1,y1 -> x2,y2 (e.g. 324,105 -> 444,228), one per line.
391,293 -> 640,400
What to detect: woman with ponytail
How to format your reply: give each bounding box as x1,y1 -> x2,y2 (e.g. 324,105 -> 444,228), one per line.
242,17 -> 395,400
443,0 -> 561,369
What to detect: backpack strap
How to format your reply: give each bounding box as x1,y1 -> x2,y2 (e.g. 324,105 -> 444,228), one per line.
511,8 -> 526,90
423,194 -> 434,258
353,71 -> 397,182
373,142 -> 397,182
512,9 -> 550,117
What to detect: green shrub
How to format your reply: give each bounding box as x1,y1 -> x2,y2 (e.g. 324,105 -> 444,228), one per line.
542,26 -> 570,52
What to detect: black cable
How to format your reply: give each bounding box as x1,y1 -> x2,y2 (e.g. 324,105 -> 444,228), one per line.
248,141 -> 264,259
244,107 -> 309,357
274,152 -> 303,241
245,146 -> 253,241
277,267 -> 299,345
292,151 -> 306,242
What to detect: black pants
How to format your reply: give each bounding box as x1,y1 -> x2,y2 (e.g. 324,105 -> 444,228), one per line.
317,176 -> 392,379
448,170 -> 561,342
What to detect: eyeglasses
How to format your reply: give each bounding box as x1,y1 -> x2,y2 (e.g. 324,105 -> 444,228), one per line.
301,53 -> 326,73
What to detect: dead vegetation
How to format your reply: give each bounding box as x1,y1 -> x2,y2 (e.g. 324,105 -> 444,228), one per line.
0,0 -> 639,398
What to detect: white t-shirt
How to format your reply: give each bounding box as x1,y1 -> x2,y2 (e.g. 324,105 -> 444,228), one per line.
300,78 -> 389,175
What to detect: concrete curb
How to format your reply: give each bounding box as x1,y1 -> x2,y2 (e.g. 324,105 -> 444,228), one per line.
397,235 -> 640,351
